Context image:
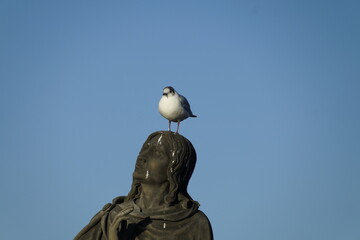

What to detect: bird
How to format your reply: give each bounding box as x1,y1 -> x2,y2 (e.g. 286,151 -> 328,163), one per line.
158,86 -> 197,133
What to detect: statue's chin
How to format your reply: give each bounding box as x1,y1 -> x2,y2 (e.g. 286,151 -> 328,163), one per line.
133,172 -> 169,186
132,171 -> 145,181
132,171 -> 153,183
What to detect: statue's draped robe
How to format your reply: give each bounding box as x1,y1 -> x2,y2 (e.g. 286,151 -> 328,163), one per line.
74,197 -> 213,240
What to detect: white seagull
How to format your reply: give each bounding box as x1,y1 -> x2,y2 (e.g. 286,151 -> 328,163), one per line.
158,86 -> 197,133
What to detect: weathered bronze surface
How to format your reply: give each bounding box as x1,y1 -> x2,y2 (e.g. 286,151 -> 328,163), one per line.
74,131 -> 213,240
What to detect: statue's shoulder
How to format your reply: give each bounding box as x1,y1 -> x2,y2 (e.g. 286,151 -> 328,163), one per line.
192,210 -> 212,224
190,210 -> 213,239
74,196 -> 129,240
92,196 -> 126,214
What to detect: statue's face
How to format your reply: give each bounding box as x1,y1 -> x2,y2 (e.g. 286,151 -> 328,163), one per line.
133,134 -> 170,184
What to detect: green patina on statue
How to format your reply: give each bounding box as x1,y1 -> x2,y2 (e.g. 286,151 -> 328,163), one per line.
75,131 -> 213,240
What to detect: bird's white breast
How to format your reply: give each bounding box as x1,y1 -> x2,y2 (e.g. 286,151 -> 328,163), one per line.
158,95 -> 188,122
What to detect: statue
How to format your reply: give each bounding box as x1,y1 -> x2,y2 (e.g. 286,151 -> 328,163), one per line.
74,131 -> 213,240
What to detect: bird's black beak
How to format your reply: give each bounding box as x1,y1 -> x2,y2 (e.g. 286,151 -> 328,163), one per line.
163,93 -> 168,97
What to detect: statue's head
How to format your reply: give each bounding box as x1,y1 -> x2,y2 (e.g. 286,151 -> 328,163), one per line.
127,131 -> 197,206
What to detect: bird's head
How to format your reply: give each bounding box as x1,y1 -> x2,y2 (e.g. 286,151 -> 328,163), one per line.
162,86 -> 175,97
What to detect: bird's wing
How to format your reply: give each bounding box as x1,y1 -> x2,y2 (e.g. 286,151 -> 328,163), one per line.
179,94 -> 196,116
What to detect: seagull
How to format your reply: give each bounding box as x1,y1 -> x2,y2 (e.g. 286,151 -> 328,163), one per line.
158,86 -> 197,133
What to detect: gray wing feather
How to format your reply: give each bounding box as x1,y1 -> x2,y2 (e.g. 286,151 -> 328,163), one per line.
179,95 -> 197,117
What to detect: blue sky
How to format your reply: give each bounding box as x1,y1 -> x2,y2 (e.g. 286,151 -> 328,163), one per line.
1,1 -> 359,239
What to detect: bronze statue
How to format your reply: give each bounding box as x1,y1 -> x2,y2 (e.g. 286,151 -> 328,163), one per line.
75,131 -> 213,240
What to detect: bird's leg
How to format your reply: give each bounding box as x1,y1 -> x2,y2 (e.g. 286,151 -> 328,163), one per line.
176,120 -> 180,134
168,120 -> 171,132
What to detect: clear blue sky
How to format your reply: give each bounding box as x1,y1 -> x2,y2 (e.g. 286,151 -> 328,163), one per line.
1,1 -> 359,239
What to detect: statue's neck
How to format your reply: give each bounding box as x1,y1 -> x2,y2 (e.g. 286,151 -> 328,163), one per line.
136,182 -> 170,209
